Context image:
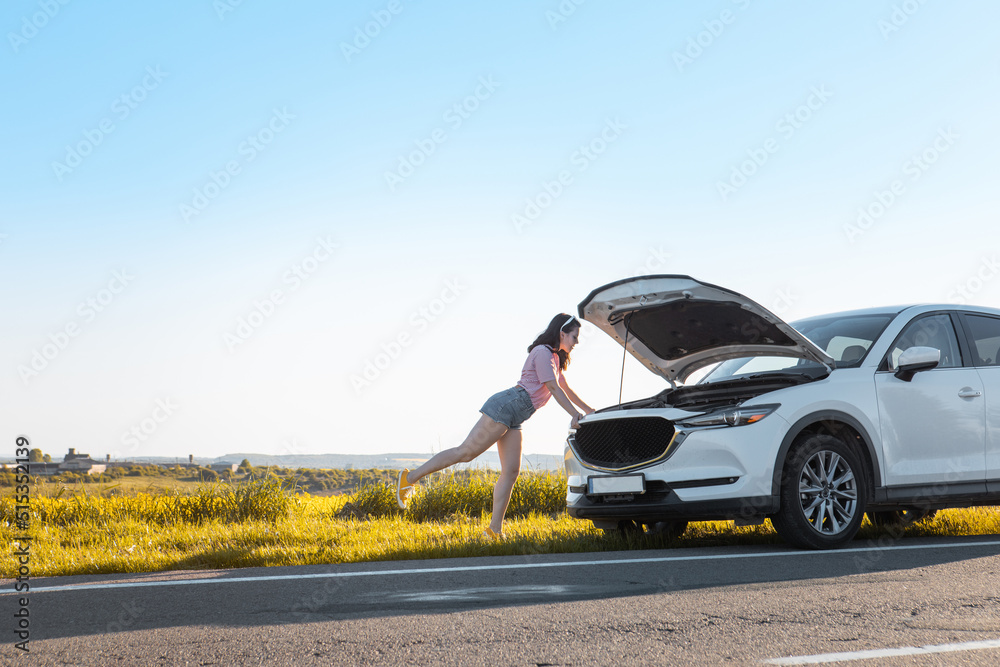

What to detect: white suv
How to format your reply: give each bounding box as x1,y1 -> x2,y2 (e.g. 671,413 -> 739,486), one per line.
566,275 -> 1000,549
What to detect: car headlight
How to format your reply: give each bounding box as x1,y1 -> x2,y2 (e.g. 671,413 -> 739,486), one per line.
676,404 -> 779,428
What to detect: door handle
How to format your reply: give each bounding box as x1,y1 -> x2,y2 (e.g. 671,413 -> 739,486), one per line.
958,387 -> 982,399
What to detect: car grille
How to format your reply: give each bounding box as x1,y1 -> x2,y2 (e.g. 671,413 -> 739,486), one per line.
571,417 -> 676,470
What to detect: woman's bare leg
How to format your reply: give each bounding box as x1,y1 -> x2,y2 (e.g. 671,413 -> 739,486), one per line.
488,427 -> 523,534
407,413 -> 508,484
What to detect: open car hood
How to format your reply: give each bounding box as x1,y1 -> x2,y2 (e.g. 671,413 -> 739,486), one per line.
578,275 -> 834,384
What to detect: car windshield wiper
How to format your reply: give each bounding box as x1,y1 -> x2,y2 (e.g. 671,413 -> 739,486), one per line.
746,368 -> 829,381
702,371 -> 819,385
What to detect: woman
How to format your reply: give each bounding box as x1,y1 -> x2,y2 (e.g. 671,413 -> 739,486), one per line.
396,313 -> 595,538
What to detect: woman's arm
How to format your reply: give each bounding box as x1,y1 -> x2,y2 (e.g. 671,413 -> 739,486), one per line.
558,375 -> 594,414
544,380 -> 591,429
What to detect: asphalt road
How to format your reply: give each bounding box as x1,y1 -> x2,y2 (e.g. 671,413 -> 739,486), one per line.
5,536 -> 1000,665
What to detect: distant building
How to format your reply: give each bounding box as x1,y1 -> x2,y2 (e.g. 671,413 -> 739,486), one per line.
210,462 -> 239,473
157,454 -> 201,470
64,448 -> 88,463
50,448 -> 107,475
22,462 -> 60,475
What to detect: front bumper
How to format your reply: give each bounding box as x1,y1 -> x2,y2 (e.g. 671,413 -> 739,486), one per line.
564,409 -> 788,523
567,492 -> 778,523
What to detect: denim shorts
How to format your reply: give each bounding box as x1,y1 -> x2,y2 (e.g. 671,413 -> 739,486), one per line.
480,385 -> 536,430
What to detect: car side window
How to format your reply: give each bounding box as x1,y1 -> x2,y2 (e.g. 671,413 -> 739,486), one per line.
964,315 -> 1000,367
886,313 -> 962,370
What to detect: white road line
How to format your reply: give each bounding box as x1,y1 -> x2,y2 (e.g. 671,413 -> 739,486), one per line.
16,538 -> 1000,595
764,638 -> 1000,664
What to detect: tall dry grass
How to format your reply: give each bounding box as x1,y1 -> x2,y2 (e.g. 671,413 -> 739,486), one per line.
335,469 -> 565,521
1,478 -> 291,526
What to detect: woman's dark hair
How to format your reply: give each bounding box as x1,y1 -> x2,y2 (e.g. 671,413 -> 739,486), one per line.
528,313 -> 579,371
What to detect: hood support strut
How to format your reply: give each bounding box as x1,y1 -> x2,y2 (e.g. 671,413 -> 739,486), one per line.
618,313 -> 631,406
617,312 -> 677,405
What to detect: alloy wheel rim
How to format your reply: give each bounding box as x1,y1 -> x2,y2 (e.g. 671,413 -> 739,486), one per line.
797,450 -> 858,535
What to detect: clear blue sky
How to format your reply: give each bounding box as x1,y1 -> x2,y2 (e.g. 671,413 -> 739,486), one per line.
2,1 -> 998,461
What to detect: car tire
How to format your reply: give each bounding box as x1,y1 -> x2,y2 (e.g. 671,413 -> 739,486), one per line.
593,519 -> 642,534
596,519 -> 689,539
867,508 -> 936,528
616,520 -> 643,534
646,520 -> 689,539
771,434 -> 869,549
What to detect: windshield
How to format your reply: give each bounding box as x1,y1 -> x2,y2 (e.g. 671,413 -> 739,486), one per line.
695,313 -> 895,384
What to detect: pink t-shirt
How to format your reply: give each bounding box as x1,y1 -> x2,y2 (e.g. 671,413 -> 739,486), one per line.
517,345 -> 562,409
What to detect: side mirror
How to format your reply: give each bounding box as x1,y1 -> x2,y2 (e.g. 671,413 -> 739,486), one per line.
894,346 -> 941,382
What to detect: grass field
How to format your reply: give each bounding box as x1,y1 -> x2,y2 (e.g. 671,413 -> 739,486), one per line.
1,464 -> 400,497
3,471 -> 999,578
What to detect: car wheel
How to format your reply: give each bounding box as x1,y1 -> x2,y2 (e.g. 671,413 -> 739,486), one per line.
646,520 -> 689,539
593,519 -> 642,535
616,519 -> 643,534
771,434 -> 869,549
867,508 -> 937,528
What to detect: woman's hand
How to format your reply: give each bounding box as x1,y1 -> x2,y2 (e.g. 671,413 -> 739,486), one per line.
570,412 -> 583,430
